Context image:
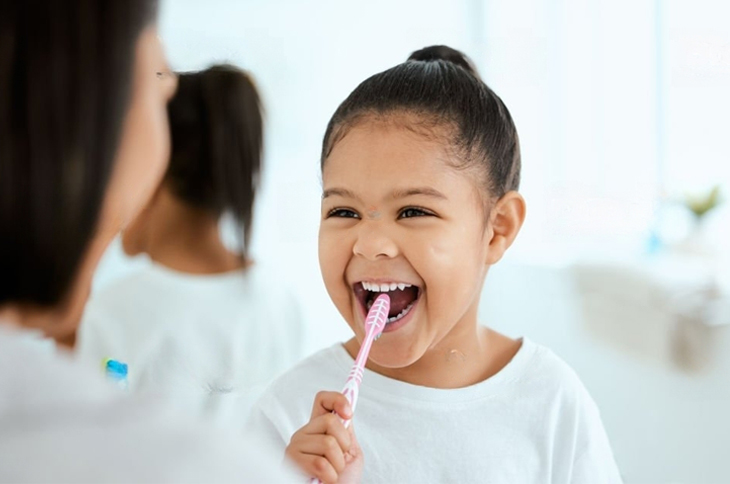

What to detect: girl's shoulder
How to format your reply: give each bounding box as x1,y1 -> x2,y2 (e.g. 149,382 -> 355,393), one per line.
260,344 -> 349,400
514,339 -> 596,408
250,344 -> 347,428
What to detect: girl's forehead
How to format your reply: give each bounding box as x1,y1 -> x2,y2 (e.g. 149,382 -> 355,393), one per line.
324,124 -> 457,179
321,120 -> 488,206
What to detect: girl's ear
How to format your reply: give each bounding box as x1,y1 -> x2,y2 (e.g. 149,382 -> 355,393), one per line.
485,191 -> 526,265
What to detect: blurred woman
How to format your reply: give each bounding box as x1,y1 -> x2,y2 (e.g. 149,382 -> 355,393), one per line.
78,65 -> 303,425
0,1 -> 292,481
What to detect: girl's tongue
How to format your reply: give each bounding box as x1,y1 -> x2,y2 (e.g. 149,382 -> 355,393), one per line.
359,284 -> 419,319
383,286 -> 418,317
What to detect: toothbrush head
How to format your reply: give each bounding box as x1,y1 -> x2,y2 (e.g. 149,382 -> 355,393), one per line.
365,293 -> 390,339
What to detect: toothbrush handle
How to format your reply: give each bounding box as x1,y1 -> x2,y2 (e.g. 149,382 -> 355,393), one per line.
339,364 -> 364,428
309,364 -> 363,484
308,295 -> 389,484
307,347 -> 367,484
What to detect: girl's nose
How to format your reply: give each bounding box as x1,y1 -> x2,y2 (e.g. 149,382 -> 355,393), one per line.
352,222 -> 398,261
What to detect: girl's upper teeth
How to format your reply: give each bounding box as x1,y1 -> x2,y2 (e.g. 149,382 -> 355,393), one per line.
363,281 -> 412,292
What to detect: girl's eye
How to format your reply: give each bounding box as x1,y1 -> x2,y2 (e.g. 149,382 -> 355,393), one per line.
327,208 -> 360,219
398,207 -> 433,219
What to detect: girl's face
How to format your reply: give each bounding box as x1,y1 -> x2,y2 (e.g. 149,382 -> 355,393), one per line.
319,119 -> 495,369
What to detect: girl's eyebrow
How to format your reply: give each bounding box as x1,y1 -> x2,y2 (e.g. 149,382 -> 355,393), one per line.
322,187 -> 448,201
391,187 -> 448,200
322,188 -> 361,201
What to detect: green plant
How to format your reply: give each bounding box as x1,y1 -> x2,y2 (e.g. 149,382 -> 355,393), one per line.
684,185 -> 723,220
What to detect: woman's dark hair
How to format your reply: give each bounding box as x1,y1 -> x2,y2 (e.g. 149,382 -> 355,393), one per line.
164,64 -> 263,259
0,0 -> 158,307
322,45 -> 520,201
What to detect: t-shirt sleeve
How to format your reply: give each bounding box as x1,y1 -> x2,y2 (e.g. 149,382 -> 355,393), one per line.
570,392 -> 624,484
126,415 -> 302,483
244,395 -> 292,461
148,421 -> 301,483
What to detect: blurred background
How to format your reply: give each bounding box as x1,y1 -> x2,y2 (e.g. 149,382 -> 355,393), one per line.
92,0 -> 730,482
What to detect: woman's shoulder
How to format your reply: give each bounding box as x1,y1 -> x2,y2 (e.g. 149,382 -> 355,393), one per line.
79,266 -> 169,332
243,262 -> 296,294
237,261 -> 305,325
86,265 -> 168,312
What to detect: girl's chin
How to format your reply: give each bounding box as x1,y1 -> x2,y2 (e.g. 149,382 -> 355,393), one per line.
366,344 -> 425,371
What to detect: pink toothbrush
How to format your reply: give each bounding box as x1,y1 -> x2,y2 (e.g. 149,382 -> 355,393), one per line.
309,293 -> 390,484
340,293 -> 389,423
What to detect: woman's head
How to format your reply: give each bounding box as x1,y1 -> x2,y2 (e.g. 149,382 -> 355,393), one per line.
0,0 -> 177,337
318,46 -> 526,371
139,64 -> 263,259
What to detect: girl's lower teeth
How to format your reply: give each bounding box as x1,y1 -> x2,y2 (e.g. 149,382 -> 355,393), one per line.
387,303 -> 414,324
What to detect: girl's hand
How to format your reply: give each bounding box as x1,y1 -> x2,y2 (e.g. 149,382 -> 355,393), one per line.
285,391 -> 364,484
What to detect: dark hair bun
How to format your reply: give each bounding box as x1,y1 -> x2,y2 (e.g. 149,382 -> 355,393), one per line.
408,45 -> 480,78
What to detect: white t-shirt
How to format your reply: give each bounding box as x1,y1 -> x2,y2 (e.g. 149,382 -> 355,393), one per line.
247,340 -> 623,483
0,324 -> 296,483
77,262 -> 304,427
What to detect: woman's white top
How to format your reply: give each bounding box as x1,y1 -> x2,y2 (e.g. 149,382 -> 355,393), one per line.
0,324 -> 294,482
77,262 -> 304,427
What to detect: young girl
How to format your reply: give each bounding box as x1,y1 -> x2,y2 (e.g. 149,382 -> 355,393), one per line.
247,46 -> 622,483
78,64 -> 303,425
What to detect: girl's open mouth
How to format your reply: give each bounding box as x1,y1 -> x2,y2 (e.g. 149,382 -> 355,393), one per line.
353,281 -> 421,328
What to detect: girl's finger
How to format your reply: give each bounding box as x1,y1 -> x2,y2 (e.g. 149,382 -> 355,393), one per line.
299,454 -> 338,484
310,391 -> 353,420
290,434 -> 347,474
301,413 -> 352,451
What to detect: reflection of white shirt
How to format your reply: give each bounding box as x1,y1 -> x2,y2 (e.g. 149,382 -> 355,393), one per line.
77,262 -> 304,427
0,324 -> 295,483
247,340 -> 623,484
